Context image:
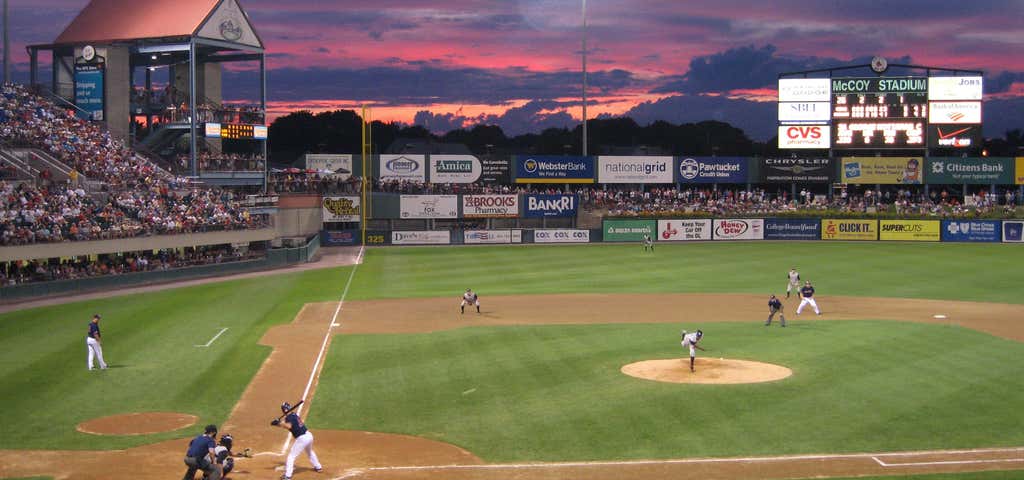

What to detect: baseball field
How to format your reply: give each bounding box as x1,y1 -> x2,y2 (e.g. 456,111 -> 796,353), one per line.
1,241 -> 1023,480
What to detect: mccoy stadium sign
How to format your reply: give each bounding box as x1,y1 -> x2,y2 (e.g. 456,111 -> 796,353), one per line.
831,77 -> 928,94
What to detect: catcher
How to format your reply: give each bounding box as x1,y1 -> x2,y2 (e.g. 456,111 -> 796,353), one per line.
201,433 -> 251,480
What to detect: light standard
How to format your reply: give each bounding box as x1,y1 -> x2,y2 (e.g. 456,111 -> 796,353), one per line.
581,0 -> 588,156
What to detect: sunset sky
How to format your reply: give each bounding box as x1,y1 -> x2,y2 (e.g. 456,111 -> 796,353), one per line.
7,0 -> 1024,139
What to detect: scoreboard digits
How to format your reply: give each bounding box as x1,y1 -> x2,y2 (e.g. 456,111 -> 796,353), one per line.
204,123 -> 268,140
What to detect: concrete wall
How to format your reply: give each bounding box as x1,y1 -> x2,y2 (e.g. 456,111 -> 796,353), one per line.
103,45 -> 130,142
275,208 -> 322,238
0,228 -> 276,262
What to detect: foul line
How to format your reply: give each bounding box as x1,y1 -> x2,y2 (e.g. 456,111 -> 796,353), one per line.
280,246 -> 364,454
331,446 -> 1024,478
194,328 -> 228,347
873,455 -> 1024,467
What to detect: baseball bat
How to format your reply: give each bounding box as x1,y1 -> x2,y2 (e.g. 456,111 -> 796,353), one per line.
275,399 -> 304,422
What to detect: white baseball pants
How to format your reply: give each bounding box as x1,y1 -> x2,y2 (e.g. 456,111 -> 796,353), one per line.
285,431 -> 321,477
786,282 -> 799,294
86,337 -> 107,370
796,297 -> 820,314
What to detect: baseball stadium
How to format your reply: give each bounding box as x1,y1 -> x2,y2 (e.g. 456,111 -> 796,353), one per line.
2,1 -> 1024,480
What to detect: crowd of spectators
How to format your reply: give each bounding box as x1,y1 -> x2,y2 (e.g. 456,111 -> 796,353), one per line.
131,86 -> 264,124
0,245 -> 264,286
175,152 -> 265,172
269,172 -> 362,195
0,83 -> 266,246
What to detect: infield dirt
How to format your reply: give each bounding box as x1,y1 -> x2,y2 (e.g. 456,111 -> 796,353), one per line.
2,292 -> 1023,480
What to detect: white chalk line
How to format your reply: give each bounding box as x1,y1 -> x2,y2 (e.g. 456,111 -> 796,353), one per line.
330,446 -> 1024,478
873,455 -> 1024,467
194,327 -> 228,347
280,246 -> 365,455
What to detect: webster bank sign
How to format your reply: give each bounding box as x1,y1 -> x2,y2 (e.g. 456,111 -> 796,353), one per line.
514,155 -> 595,183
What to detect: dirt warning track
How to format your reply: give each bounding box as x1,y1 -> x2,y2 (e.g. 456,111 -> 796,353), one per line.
2,292 -> 1023,480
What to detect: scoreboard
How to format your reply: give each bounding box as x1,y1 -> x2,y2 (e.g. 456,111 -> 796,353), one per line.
204,123 -> 268,140
831,77 -> 927,149
777,74 -> 983,150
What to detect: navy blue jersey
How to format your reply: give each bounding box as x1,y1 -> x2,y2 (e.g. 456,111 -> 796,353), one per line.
769,298 -> 782,309
87,322 -> 100,340
801,286 -> 815,298
285,413 -> 308,438
186,434 -> 215,458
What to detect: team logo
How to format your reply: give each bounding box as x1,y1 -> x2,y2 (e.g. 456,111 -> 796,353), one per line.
679,158 -> 699,180
387,156 -> 420,174
524,158 -> 538,173
219,19 -> 243,41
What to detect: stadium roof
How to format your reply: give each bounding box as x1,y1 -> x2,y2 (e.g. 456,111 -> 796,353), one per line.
50,0 -> 263,49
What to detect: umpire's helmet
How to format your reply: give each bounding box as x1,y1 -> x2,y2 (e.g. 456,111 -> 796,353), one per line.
220,434 -> 233,450
281,402 -> 292,413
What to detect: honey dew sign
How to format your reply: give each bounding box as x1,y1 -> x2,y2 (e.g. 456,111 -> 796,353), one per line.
322,196 -> 360,223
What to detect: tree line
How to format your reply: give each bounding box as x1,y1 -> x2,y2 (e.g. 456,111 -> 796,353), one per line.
267,109 -> 1024,166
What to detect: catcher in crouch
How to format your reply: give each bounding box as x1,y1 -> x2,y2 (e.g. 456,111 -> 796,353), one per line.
681,329 -> 706,372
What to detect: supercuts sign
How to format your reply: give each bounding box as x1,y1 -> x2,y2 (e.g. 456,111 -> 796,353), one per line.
778,125 -> 830,149
760,158 -> 834,183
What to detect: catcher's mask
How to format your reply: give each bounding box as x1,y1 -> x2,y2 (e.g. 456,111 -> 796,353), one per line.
220,434 -> 233,450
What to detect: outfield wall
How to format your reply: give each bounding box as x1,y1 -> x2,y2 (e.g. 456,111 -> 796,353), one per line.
321,219 -> 1022,246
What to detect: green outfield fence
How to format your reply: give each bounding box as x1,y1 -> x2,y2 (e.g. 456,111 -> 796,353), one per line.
0,234 -> 320,303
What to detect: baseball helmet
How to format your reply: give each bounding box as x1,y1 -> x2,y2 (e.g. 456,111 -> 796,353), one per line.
204,424 -> 218,435
696,330 -> 703,338
219,434 -> 233,450
281,402 -> 292,413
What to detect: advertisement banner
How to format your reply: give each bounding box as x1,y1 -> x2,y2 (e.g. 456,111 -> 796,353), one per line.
399,195 -> 458,219
925,157 -> 1015,184
778,102 -> 831,123
481,156 -> 511,184
841,157 -> 923,184
391,231 -> 451,245
322,196 -> 361,223
929,125 -> 982,149
821,219 -> 878,241
764,218 -> 821,240
928,76 -> 984,101
429,155 -> 482,183
879,220 -> 941,242
464,230 -> 522,244
778,78 -> 831,102
778,125 -> 830,149
1018,158 -> 1024,185
941,220 -> 1001,243
597,156 -> 674,183
677,157 -> 748,183
462,195 -> 519,218
712,219 -> 764,240
379,154 -> 426,181
523,194 -> 578,218
74,63 -> 105,121
928,101 -> 982,124
514,156 -> 595,183
759,158 -> 834,183
657,219 -> 712,241
603,219 -> 657,242
1004,221 -> 1024,243
534,229 -> 591,243
305,154 -> 353,179
320,230 -> 360,246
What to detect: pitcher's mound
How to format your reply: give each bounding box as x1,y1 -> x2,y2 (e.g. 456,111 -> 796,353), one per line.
622,358 -> 792,384
77,412 -> 197,435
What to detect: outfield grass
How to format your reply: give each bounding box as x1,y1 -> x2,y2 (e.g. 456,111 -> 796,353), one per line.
348,242 -> 1024,303
310,320 -> 1024,461
0,267 -> 351,450
2,241 -> 1022,454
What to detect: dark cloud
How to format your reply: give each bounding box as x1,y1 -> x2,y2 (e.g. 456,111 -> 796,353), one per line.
985,71 -> 1024,94
620,94 -> 776,140
413,100 -> 577,136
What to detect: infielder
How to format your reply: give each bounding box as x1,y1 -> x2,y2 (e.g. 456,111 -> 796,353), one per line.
796,281 -> 821,315
680,329 -> 705,373
785,268 -> 800,298
86,313 -> 107,370
766,295 -> 785,327
461,288 -> 480,314
272,401 -> 322,479
642,234 -> 654,252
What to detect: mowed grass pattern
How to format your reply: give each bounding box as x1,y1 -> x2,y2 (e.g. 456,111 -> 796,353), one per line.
311,320 -> 1024,461
0,267 -> 351,450
348,242 -> 1024,304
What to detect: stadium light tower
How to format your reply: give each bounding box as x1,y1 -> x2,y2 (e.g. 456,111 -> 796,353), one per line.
3,0 -> 9,84
581,0 -> 589,155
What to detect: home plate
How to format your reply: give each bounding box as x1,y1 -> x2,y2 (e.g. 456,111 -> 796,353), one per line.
934,314 -> 947,319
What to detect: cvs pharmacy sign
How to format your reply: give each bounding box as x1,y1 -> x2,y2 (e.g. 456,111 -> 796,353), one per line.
778,125 -> 830,149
